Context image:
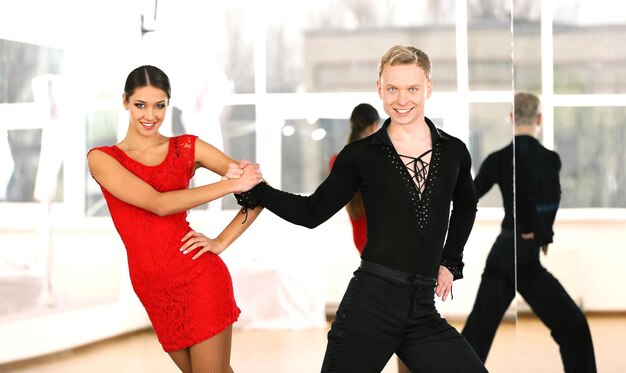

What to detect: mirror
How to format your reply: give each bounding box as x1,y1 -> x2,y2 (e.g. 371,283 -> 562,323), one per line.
513,1 -> 626,372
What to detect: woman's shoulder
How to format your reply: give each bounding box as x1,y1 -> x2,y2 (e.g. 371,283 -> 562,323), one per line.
87,145 -> 117,159
173,133 -> 199,144
171,134 -> 199,151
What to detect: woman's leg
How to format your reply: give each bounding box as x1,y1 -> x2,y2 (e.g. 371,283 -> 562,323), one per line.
168,348 -> 192,373
189,325 -> 235,373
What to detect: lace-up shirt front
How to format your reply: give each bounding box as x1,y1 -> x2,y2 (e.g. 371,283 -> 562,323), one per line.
251,118 -> 477,280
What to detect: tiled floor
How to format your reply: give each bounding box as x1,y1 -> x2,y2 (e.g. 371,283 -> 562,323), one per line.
2,314 -> 624,372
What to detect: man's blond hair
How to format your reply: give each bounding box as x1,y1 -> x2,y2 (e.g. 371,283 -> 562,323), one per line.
378,45 -> 432,79
514,92 -> 541,126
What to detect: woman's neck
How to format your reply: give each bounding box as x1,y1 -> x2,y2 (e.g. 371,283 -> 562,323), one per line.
118,132 -> 168,152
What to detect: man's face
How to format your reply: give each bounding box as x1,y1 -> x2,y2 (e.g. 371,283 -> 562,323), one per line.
377,63 -> 432,126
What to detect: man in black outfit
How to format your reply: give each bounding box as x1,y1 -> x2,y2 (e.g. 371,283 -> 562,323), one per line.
236,45 -> 487,372
461,92 -> 597,372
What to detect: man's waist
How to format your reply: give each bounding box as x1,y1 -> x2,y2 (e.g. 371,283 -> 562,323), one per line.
358,260 -> 437,287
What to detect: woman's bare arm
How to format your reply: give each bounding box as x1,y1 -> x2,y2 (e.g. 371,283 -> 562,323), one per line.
87,144 -> 261,216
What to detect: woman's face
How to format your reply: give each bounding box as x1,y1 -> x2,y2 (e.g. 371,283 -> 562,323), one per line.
123,85 -> 168,136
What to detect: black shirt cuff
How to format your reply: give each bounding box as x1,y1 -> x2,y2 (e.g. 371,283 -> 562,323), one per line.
233,182 -> 266,209
441,259 -> 464,280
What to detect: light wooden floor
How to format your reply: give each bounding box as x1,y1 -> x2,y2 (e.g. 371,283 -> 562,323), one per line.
2,314 -> 624,373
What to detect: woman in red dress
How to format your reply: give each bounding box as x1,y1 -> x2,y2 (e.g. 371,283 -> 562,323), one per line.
328,103 -> 380,254
87,65 -> 262,373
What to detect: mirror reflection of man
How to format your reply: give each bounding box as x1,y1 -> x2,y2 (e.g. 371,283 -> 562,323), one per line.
462,92 -> 597,372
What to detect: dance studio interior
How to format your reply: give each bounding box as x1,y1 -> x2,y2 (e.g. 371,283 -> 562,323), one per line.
1,0 -> 625,372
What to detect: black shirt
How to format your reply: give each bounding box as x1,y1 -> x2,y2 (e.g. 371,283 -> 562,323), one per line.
474,135 -> 561,245
250,118 -> 477,280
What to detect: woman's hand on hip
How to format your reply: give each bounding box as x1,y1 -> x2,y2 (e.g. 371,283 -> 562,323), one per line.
179,230 -> 226,260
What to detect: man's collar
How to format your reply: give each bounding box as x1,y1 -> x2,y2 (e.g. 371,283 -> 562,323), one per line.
370,117 -> 449,146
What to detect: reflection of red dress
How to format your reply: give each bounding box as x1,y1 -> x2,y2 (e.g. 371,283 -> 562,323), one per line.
90,135 -> 239,352
329,154 -> 367,254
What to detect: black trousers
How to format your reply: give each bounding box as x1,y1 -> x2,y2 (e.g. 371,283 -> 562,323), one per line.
321,260 -> 488,373
461,231 -> 597,373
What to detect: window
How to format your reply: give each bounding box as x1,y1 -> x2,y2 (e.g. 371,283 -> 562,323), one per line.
555,107 -> 626,208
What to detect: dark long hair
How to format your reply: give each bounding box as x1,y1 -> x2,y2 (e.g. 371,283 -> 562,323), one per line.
346,103 -> 380,219
123,65 -> 171,102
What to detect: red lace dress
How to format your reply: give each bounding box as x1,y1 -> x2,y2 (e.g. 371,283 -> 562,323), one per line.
89,134 -> 240,352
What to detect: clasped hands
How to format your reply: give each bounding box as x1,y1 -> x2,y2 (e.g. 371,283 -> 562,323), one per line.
221,159 -> 264,193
